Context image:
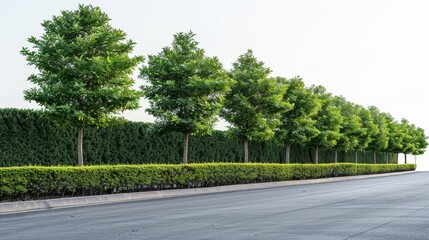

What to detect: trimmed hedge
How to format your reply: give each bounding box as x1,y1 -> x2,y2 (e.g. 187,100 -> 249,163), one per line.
0,108 -> 398,166
0,163 -> 415,202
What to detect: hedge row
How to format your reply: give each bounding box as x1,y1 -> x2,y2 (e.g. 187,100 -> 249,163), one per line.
0,163 -> 415,202
0,109 -> 398,166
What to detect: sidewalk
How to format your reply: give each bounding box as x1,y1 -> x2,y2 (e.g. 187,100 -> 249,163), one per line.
0,171 -> 415,215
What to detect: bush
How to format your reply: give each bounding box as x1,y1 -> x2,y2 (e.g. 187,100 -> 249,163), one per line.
0,163 -> 415,202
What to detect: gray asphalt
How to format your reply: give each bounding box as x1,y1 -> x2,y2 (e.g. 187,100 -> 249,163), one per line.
1,172 -> 428,240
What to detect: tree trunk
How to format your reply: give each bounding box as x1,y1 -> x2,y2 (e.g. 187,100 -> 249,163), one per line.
334,149 -> 338,163
386,152 -> 389,164
404,153 -> 407,164
373,150 -> 376,164
244,139 -> 249,163
314,147 -> 319,164
285,144 -> 291,164
355,150 -> 358,164
77,127 -> 84,166
183,132 -> 189,164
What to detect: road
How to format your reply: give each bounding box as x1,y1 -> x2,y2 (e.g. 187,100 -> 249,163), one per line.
1,172 -> 429,240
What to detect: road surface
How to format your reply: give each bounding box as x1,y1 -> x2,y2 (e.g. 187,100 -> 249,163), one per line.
1,172 -> 428,240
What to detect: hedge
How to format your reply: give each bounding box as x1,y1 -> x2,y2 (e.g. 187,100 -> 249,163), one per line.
0,109 -> 398,166
0,163 -> 415,202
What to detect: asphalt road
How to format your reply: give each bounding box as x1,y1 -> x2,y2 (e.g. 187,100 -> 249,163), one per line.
1,172 -> 429,240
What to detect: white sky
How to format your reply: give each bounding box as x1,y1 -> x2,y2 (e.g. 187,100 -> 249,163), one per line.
1,0 -> 428,169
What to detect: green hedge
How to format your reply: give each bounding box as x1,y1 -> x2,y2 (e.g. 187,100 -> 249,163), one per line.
0,109 -> 398,166
0,163 -> 415,202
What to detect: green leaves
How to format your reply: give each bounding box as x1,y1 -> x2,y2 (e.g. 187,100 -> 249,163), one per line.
276,76 -> 321,147
0,163 -> 415,202
308,85 -> 342,149
21,4 -> 143,129
222,50 -> 290,142
140,31 -> 232,136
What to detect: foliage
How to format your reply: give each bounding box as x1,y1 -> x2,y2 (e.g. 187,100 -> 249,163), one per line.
21,4 -> 143,128
1,109 -> 398,167
333,97 -> 365,151
366,106 -> 390,152
356,106 -> 377,151
307,85 -> 342,149
0,163 -> 415,202
140,31 -> 231,136
276,77 -> 321,147
20,5 -> 143,165
222,50 -> 290,142
139,31 -> 231,163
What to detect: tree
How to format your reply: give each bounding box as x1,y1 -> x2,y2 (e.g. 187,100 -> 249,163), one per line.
222,50 -> 290,163
366,107 -> 389,163
386,116 -> 403,163
307,86 -> 342,164
21,5 -> 143,166
412,127 -> 428,156
140,31 -> 231,164
276,77 -> 321,163
332,97 -> 365,163
355,106 -> 377,163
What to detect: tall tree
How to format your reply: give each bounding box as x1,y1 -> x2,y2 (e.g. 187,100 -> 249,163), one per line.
332,97 -> 365,163
386,116 -> 403,163
399,119 -> 418,163
222,50 -> 290,163
366,107 -> 390,163
412,127 -> 428,156
307,86 -> 342,164
355,106 -> 377,163
276,77 -> 321,163
140,31 -> 231,164
21,5 -> 143,166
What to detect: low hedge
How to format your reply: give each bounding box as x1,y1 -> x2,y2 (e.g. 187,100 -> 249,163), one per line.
0,163 -> 415,202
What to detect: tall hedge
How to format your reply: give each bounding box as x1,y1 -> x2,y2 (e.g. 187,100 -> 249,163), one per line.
0,109 -> 398,166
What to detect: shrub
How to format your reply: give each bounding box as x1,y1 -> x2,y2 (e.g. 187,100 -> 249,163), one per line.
0,163 -> 415,202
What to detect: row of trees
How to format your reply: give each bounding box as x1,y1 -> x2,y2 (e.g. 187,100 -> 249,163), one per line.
21,5 -> 427,165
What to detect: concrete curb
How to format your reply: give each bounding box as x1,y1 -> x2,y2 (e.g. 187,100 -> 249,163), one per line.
0,171 -> 415,215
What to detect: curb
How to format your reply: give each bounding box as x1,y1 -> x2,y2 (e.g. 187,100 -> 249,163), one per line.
0,171 -> 415,215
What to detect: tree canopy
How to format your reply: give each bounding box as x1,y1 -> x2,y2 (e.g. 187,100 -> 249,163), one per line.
222,50 -> 290,162
276,77 -> 321,163
21,4 -> 143,165
140,31 -> 232,163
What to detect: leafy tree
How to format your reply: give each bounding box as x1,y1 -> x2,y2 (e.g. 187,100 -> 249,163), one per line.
332,97 -> 365,163
222,50 -> 289,163
307,86 -> 342,164
140,31 -> 231,164
366,107 -> 390,163
355,106 -> 377,163
412,127 -> 428,156
386,116 -> 403,163
21,5 -> 143,166
398,119 -> 420,163
276,77 -> 321,163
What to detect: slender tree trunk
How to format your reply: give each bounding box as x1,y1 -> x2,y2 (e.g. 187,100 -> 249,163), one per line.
334,149 -> 338,163
183,132 -> 189,164
386,152 -> 389,164
244,139 -> 249,163
355,150 -> 358,164
77,127 -> 84,166
314,147 -> 319,164
373,150 -> 376,164
285,144 -> 291,164
404,153 -> 407,164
